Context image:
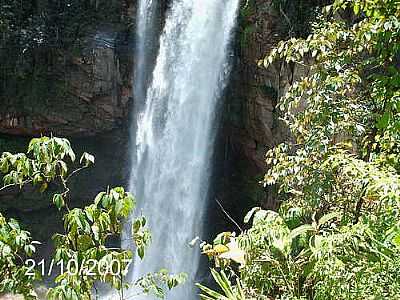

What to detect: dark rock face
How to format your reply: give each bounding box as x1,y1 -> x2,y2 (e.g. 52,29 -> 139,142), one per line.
211,1 -> 313,229
0,30 -> 133,137
212,1 -> 285,221
230,0 -> 305,176
0,0 -> 137,137
229,0 -> 323,182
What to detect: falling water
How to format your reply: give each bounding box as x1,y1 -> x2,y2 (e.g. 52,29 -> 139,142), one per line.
133,0 -> 158,105
126,0 -> 239,299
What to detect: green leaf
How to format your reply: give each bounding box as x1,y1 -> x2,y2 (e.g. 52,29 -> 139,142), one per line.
354,4 -> 360,14
102,195 -> 111,208
53,194 -> 65,210
318,211 -> 339,226
290,224 -> 315,240
253,209 -> 271,225
392,234 -> 400,249
138,246 -> 145,259
57,160 -> 68,177
377,112 -> 390,129
39,182 -> 48,193
244,207 -> 261,224
80,152 -> 95,166
94,192 -> 105,205
132,219 -> 142,234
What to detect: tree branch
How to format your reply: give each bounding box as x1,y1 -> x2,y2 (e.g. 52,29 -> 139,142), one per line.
354,182 -> 368,224
215,198 -> 243,233
0,179 -> 33,194
65,165 -> 89,183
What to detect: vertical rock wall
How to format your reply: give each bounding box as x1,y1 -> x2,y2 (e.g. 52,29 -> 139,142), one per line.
212,1 -> 313,231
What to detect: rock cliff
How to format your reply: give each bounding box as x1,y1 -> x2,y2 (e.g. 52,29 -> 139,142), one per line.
0,20 -> 134,137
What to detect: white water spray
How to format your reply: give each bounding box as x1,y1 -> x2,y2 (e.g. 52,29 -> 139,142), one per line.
126,1 -> 239,299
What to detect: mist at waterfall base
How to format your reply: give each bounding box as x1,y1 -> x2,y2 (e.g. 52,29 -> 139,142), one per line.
122,1 -> 240,299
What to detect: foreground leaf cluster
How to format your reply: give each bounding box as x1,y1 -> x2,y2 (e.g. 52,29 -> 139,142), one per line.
0,137 -> 185,299
201,1 -> 400,299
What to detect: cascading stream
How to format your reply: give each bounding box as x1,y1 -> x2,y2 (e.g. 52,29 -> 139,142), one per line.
126,0 -> 239,299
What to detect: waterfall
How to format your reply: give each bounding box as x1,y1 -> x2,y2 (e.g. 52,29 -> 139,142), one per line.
126,0 -> 240,299
133,0 -> 158,106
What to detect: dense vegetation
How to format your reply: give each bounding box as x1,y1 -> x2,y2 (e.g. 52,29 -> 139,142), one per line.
0,137 -> 185,299
200,0 -> 400,299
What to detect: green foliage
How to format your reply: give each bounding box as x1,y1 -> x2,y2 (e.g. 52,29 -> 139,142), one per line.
132,215 -> 151,260
0,137 -> 185,299
48,187 -> 136,300
202,1 -> 400,299
197,269 -> 246,300
0,136 -> 88,197
203,207 -> 400,299
136,270 -> 187,298
0,214 -> 40,299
